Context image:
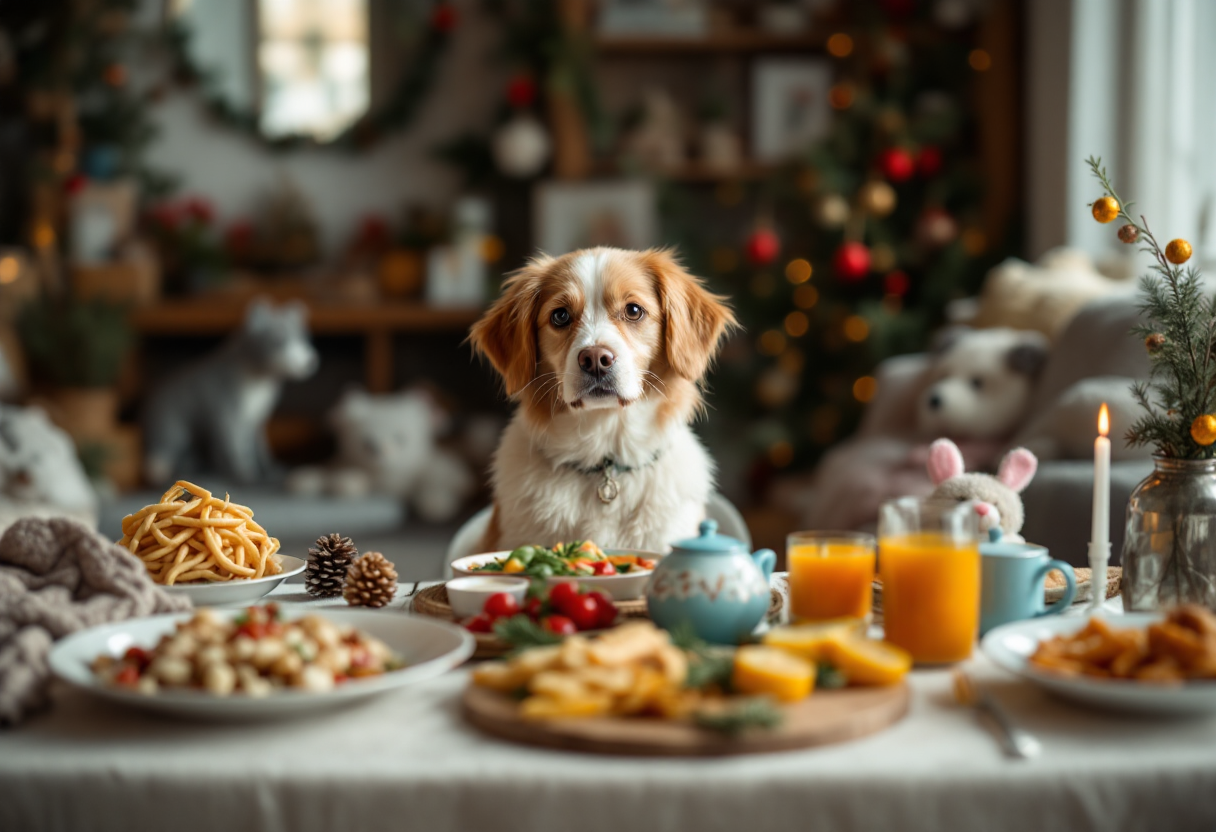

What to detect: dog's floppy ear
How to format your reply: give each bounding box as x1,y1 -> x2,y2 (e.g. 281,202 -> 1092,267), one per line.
644,249 -> 737,381
468,255 -> 551,396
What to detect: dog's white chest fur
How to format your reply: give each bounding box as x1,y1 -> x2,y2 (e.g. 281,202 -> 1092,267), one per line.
490,405 -> 713,551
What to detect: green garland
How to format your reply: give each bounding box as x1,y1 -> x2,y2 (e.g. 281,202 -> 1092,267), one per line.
165,3 -> 454,153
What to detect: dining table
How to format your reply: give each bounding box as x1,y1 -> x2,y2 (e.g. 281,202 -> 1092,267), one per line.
3,579 -> 1216,832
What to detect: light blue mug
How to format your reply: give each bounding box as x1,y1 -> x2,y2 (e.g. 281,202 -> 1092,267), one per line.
980,531 -> 1076,635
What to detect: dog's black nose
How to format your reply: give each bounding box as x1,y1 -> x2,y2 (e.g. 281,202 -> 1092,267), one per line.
578,346 -> 615,376
928,393 -> 942,410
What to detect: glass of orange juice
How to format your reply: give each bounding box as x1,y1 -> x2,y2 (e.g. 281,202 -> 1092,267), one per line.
878,498 -> 980,664
787,531 -> 876,622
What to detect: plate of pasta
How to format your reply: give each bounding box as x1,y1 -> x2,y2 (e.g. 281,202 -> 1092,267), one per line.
49,604 -> 475,720
117,481 -> 305,605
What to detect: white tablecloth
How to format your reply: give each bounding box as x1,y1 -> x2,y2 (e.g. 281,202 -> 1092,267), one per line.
3,585 -> 1216,832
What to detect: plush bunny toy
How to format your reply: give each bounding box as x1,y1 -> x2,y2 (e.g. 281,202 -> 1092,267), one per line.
926,437 -> 1038,542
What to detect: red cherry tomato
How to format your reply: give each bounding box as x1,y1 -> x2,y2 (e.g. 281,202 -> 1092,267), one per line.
523,597 -> 545,621
588,591 -> 618,629
115,665 -> 140,686
483,592 -> 520,619
548,582 -> 580,614
123,646 -> 152,669
543,615 -> 577,636
565,594 -> 600,631
590,560 -> 616,576
465,613 -> 495,633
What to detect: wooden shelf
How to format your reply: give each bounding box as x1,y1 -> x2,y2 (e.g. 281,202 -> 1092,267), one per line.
129,299 -> 482,336
594,31 -> 825,55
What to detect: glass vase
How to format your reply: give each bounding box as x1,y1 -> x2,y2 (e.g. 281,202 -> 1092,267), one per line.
1122,456 -> 1216,611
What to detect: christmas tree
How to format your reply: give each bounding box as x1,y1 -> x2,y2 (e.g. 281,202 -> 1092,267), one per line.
686,2 -> 1014,491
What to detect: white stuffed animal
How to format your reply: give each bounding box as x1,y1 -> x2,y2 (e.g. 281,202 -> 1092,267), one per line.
0,404 -> 96,515
918,327 -> 1050,445
927,437 -> 1037,542
287,389 -> 474,523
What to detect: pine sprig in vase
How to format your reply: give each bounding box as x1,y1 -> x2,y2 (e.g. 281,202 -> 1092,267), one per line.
1086,156 -> 1216,458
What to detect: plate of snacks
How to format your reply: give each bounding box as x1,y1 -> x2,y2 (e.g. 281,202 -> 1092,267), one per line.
117,481 -> 305,605
50,603 -> 474,720
451,540 -> 661,600
462,618 -> 911,756
982,605 -> 1216,715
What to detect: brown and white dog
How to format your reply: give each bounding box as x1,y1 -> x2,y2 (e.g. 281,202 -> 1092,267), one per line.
469,247 -> 736,552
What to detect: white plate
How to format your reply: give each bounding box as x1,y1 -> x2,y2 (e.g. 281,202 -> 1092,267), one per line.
49,607 -> 474,721
450,549 -> 662,601
161,555 -> 306,606
982,612 -> 1216,716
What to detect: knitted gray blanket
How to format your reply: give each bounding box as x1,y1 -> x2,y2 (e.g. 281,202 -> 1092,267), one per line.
0,517 -> 191,725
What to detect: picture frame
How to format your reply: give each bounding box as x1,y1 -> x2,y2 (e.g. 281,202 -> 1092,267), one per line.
534,180 -> 657,256
751,58 -> 833,163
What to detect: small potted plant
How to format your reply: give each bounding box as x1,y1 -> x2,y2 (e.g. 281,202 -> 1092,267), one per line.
1087,157 -> 1216,610
17,294 -> 132,441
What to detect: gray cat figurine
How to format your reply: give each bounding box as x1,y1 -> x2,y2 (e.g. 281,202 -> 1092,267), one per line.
143,299 -> 318,485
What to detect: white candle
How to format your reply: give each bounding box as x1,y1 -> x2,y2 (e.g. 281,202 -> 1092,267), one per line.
1090,403 -> 1111,609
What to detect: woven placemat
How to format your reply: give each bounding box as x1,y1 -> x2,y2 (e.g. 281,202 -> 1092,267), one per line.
414,582 -> 784,658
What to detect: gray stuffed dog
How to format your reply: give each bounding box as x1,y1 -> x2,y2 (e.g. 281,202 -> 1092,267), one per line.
143,299 -> 318,485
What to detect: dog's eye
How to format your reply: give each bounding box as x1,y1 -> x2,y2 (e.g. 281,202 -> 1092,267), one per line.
550,308 -> 571,328
970,376 -> 984,390
623,303 -> 645,322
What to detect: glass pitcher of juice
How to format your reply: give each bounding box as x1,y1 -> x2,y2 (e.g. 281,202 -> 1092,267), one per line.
878,498 -> 980,664
787,531 -> 875,622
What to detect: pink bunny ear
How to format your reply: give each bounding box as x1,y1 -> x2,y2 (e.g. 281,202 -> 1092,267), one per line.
997,447 -> 1038,493
927,438 -> 965,485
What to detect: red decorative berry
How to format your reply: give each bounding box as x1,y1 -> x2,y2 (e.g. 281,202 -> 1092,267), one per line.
1117,224 -> 1140,244
482,592 -> 520,620
548,581 -> 580,613
833,241 -> 871,282
430,3 -> 457,32
587,591 -> 618,629
565,594 -> 600,631
746,228 -> 781,266
465,613 -> 495,633
884,270 -> 911,296
542,615 -> 578,636
506,74 -> 537,109
917,145 -> 943,177
878,147 -> 915,183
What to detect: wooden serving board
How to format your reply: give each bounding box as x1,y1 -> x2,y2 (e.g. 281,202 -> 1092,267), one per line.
462,683 -> 909,757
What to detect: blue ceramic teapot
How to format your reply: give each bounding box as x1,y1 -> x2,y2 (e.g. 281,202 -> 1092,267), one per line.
646,520 -> 776,645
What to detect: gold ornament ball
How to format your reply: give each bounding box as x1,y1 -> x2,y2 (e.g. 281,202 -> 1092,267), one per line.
1092,196 -> 1120,223
1192,414 -> 1216,447
859,181 -> 897,217
1144,332 -> 1166,353
1166,238 -> 1193,265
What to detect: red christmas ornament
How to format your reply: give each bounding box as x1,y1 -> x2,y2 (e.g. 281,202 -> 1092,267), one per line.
834,242 -> 871,282
917,145 -> 943,177
63,173 -> 87,195
878,147 -> 915,183
746,228 -> 781,266
184,197 -> 215,225
884,270 -> 911,296
506,74 -> 537,109
430,3 -> 457,33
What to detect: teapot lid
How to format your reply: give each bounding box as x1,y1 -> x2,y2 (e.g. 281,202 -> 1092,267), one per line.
670,519 -> 745,554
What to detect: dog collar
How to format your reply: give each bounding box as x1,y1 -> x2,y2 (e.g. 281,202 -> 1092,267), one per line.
561,450 -> 664,504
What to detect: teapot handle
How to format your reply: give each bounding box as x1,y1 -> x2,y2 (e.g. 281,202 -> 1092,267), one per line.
751,548 -> 776,580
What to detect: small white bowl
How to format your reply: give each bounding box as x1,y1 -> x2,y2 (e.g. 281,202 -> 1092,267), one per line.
445,575 -> 530,619
450,549 -> 662,601
161,555 -> 306,606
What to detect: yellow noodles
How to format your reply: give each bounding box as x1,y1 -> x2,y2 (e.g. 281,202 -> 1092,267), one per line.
118,481 -> 281,585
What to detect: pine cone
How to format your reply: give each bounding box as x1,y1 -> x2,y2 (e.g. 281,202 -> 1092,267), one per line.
343,551 -> 398,608
305,533 -> 358,598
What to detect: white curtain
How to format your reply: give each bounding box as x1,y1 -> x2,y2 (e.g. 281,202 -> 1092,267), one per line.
1026,0 -> 1216,269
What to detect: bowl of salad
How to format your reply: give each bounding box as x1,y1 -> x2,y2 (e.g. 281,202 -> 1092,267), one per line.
450,541 -> 662,601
